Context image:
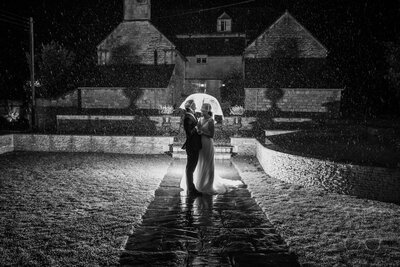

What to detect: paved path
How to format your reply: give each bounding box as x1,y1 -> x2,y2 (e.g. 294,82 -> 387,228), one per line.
120,160 -> 299,267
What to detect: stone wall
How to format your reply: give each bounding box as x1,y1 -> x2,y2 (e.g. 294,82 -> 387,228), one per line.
0,135 -> 13,154
13,134 -> 173,154
223,117 -> 257,130
245,88 -> 342,116
36,87 -> 170,110
36,91 -> 78,108
231,138 -> 400,203
245,12 -> 327,58
231,137 -> 258,156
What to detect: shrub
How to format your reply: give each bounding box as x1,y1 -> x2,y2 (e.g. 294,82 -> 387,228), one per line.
158,105 -> 174,115
229,105 -> 245,116
132,115 -> 158,136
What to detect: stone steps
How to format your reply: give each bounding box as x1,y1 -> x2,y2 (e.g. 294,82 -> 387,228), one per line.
171,144 -> 234,160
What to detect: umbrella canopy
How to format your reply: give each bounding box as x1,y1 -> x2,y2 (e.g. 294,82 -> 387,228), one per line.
179,93 -> 224,119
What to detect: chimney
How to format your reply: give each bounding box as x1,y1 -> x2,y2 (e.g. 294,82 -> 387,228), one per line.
124,0 -> 151,21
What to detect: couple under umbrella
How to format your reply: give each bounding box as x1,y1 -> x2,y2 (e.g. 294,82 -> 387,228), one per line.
180,97 -> 242,195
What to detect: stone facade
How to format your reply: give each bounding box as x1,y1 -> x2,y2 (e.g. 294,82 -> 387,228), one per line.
245,88 -> 342,115
183,56 -> 243,99
243,11 -> 342,116
230,137 -> 400,204
37,87 -> 170,110
97,21 -> 177,65
80,87 -> 169,109
245,11 -> 327,58
12,134 -> 173,154
123,0 -> 151,21
185,56 -> 242,80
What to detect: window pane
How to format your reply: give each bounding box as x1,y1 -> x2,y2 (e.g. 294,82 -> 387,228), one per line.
226,20 -> 231,31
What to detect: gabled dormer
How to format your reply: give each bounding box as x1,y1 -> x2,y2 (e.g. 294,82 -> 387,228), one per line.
217,12 -> 232,32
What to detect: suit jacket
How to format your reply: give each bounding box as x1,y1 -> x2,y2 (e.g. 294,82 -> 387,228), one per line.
182,109 -> 202,151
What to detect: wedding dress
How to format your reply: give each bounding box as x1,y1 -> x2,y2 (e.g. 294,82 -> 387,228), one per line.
181,117 -> 243,195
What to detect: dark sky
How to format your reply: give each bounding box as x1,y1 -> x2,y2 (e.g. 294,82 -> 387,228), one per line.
1,0 -> 399,114
1,0 -> 397,55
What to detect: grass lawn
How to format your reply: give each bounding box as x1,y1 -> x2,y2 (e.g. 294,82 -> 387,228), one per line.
234,156 -> 400,267
267,124 -> 400,168
0,152 -> 171,266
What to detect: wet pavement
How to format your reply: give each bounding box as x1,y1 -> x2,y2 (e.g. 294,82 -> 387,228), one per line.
120,160 -> 300,267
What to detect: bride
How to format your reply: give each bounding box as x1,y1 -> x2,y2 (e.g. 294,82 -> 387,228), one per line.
180,103 -> 243,195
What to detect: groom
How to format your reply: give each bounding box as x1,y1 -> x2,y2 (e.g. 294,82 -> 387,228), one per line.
182,100 -> 202,196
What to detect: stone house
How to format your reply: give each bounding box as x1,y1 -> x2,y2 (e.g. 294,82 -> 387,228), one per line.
38,0 -> 343,121
243,11 -> 343,116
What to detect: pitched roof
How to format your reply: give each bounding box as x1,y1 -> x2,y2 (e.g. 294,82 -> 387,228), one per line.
152,7 -> 281,43
80,64 -> 175,88
97,21 -> 175,51
174,37 -> 246,56
245,11 -> 328,55
218,12 -> 231,20
245,58 -> 343,88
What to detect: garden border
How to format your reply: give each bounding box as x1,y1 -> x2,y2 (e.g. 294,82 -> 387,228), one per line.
0,134 -> 173,155
231,137 -> 400,204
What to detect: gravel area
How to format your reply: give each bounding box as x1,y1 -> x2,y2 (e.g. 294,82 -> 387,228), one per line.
0,152 -> 171,266
233,156 -> 400,267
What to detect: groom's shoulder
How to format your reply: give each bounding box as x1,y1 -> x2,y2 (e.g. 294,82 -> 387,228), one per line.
184,112 -> 195,120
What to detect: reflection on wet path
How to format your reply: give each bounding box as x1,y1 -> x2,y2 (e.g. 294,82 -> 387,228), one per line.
120,160 -> 299,266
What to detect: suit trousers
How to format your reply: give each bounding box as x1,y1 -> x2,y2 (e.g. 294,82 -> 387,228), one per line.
185,149 -> 199,191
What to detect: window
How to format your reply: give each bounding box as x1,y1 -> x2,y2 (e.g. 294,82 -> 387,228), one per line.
98,50 -> 110,65
218,19 -> 231,32
154,50 -> 158,65
196,55 -> 207,64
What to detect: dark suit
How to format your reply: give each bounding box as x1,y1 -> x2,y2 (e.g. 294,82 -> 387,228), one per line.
182,108 -> 202,192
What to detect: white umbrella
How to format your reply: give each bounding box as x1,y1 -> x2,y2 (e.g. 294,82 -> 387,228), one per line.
179,93 -> 224,119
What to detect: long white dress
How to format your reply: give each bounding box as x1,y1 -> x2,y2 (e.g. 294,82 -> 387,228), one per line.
180,117 -> 243,195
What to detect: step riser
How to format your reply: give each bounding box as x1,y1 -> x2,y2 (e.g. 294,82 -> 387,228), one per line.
172,153 -> 231,160
172,148 -> 232,153
171,144 -> 233,159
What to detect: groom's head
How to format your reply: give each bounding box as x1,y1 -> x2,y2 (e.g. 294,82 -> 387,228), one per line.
185,100 -> 196,112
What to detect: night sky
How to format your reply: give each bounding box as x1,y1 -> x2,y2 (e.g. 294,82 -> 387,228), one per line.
1,0 -> 399,115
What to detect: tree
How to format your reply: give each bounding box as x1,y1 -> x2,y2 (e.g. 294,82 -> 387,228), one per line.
37,41 -> 76,98
264,37 -> 300,115
385,39 -> 400,113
